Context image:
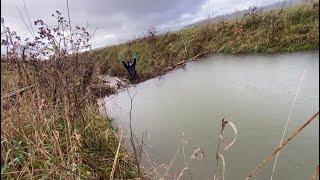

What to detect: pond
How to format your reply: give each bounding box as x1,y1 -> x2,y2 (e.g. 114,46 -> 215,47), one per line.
102,51 -> 319,180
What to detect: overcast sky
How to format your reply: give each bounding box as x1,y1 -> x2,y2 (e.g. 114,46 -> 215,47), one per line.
1,0 -> 275,49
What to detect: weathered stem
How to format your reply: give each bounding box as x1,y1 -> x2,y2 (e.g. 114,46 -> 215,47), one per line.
245,111 -> 319,179
126,88 -> 140,175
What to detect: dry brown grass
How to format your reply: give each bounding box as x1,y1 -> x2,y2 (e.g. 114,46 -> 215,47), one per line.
1,10 -> 140,179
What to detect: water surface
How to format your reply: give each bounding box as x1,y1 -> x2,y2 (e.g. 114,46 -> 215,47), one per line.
103,51 -> 319,180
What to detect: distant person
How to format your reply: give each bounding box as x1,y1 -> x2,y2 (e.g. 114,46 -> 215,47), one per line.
122,53 -> 137,81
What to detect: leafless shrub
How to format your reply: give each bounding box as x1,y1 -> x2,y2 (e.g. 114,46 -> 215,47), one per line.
146,26 -> 158,41
1,10 -> 108,127
1,8 -> 130,179
243,6 -> 263,30
126,88 -> 141,175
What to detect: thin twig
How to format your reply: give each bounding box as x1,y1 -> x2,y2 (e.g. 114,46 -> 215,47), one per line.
214,118 -> 227,180
23,0 -> 35,37
270,67 -> 307,180
143,148 -> 161,178
1,85 -> 34,101
162,51 -> 208,74
177,147 -> 205,180
245,111 -> 319,180
16,6 -> 34,38
65,0 -> 73,51
110,127 -> 123,180
218,154 -> 225,180
138,131 -> 147,166
278,0 -> 287,15
162,135 -> 182,179
126,88 -> 140,175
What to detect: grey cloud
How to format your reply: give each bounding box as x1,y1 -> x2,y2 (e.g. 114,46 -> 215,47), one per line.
1,0 -> 275,48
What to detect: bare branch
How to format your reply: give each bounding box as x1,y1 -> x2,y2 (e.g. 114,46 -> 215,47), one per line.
23,0 -> 35,37
126,87 -> 140,175
245,111 -> 319,179
270,67 -> 307,180
16,6 -> 34,38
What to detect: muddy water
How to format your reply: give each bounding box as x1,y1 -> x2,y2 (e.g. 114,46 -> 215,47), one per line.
102,51 -> 319,180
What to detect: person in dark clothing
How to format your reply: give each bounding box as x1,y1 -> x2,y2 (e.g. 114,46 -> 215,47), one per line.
122,57 -> 137,81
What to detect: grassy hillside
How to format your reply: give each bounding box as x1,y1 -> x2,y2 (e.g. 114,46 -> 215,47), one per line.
185,0 -> 304,28
93,2 -> 319,83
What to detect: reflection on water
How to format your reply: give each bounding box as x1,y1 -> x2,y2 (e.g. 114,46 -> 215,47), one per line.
103,51 -> 319,180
